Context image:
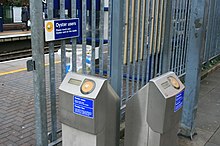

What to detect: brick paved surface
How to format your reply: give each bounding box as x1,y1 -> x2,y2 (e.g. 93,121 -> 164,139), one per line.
0,65 -> 61,146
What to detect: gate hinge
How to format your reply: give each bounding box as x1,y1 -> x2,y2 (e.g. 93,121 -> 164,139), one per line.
26,60 -> 36,72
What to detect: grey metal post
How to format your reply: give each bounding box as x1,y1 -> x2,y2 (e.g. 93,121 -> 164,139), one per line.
30,0 -> 48,145
71,0 -> 77,72
48,0 -> 57,141
162,0 -> 173,73
180,0 -> 206,138
110,0 -> 123,145
60,0 -> 66,80
111,0 -> 123,97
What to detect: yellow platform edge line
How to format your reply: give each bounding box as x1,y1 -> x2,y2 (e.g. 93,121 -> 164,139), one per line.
0,61 -> 61,76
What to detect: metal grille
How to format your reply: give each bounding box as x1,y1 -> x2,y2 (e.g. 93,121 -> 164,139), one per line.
120,0 -> 191,104
203,0 -> 220,63
169,0 -> 190,76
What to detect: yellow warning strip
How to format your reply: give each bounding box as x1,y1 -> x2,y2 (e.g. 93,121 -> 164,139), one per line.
0,61 -> 61,76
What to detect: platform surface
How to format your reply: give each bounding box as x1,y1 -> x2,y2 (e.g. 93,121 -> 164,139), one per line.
0,56 -> 220,145
0,30 -> 31,39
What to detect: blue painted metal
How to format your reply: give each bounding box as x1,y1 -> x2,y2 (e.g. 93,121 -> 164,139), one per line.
111,0 -> 123,97
136,0 -> 144,91
131,0 -> 138,95
54,0 -> 100,10
110,2 -> 122,142
120,0 -> 126,100
180,0 -> 206,138
125,0 -> 132,99
141,0 -> 150,87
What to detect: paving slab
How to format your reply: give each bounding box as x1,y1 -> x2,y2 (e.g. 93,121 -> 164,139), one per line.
208,128 -> 220,145
205,142 -> 220,146
195,112 -> 220,133
178,128 -> 214,146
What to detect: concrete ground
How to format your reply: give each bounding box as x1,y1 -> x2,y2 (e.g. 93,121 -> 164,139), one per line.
178,68 -> 220,146
0,56 -> 220,145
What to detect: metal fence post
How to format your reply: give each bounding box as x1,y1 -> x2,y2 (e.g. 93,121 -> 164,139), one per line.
30,0 -> 48,145
48,0 -> 57,142
111,0 -> 124,145
162,0 -> 173,73
60,0 -> 66,80
110,0 -> 123,97
180,0 -> 206,138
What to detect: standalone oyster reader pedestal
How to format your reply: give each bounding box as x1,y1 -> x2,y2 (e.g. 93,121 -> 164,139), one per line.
125,72 -> 185,146
59,72 -> 120,146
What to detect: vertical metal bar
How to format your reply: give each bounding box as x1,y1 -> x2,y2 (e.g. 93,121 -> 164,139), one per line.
159,0 -> 167,75
129,0 -> 135,63
141,0 -> 150,87
111,1 -> 123,145
170,0 -> 177,71
129,0 -> 136,98
149,0 -> 156,79
71,0 -> 77,72
99,0 -> 104,76
91,0 -> 96,75
107,0 -> 112,80
162,0 -> 173,73
211,0 -> 218,57
153,0 -> 160,77
30,0 -> 48,145
207,0 -> 215,60
136,0 -> 142,91
111,0 -> 123,97
217,2 -> 220,55
126,0 -> 132,98
176,0 -> 183,75
180,0 -> 205,138
179,0 -> 188,74
200,0 -> 210,64
178,0 -> 185,74
174,0 -> 181,73
120,0 -> 126,101
135,0 -> 141,62
183,0 -> 191,73
156,0 -> 165,75
123,0 -> 130,98
48,0 -> 57,142
203,0 -> 210,63
60,0 -> 66,80
82,0 -> 87,74
123,0 -> 129,65
146,0 -> 153,82
214,3 -> 219,56
204,0 -> 213,63
131,0 -> 138,95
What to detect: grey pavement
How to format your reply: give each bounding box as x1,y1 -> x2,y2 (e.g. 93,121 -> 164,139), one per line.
0,60 -> 220,145
178,68 -> 220,146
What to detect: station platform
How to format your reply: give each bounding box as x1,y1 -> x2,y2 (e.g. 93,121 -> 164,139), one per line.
0,56 -> 220,146
0,30 -> 31,42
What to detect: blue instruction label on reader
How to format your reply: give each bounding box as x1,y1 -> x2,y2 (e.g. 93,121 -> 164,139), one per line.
174,91 -> 184,112
73,96 -> 94,119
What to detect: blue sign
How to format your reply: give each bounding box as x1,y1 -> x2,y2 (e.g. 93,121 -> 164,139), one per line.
174,91 -> 184,112
54,18 -> 80,40
73,96 -> 94,119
